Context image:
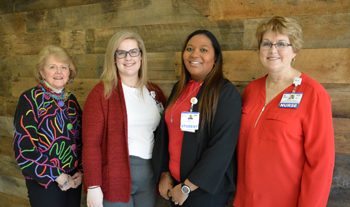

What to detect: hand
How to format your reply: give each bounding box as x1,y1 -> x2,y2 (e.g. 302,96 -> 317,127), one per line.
159,172 -> 174,200
55,173 -> 74,191
71,172 -> 83,188
87,186 -> 103,207
170,183 -> 188,206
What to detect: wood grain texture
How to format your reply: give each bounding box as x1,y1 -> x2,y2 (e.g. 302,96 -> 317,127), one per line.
0,13 -> 25,35
243,14 -> 350,50
0,192 -> 30,207
0,116 -> 13,138
0,174 -> 27,199
25,0 -> 209,33
92,19 -> 244,54
175,49 -> 350,83
0,136 -> 15,158
0,154 -> 23,179
210,0 -> 350,20
334,118 -> 350,155
0,30 -> 87,57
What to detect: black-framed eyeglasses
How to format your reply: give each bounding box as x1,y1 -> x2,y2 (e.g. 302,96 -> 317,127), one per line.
260,42 -> 292,50
115,49 -> 141,59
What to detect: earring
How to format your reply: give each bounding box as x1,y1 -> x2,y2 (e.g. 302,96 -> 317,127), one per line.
41,78 -> 45,83
67,79 -> 73,84
292,58 -> 295,62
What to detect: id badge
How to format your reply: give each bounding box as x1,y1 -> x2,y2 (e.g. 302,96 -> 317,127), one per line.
279,93 -> 303,108
180,112 -> 200,133
156,102 -> 164,116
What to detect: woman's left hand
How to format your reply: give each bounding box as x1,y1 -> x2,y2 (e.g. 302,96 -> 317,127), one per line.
71,172 -> 83,188
170,184 -> 188,206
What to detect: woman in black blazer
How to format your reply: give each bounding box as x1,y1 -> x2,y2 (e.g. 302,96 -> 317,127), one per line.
152,30 -> 242,207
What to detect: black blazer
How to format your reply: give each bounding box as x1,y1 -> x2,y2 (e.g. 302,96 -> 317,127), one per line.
152,79 -> 242,195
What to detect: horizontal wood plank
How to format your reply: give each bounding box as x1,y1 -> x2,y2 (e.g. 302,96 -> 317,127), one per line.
175,49 -> 350,83
25,1 -> 208,33
0,154 -> 23,179
92,19 -> 244,54
0,116 -> 13,138
210,0 -> 350,20
0,192 -> 29,207
0,30 -> 87,57
0,13 -> 25,35
0,174 -> 27,199
0,136 -> 15,158
243,14 -> 350,50
334,118 -> 350,155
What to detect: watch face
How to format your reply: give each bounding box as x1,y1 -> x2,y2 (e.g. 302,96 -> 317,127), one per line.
181,185 -> 191,194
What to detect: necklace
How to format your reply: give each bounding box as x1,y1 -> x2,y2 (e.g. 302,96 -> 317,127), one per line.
40,83 -> 70,101
170,83 -> 202,122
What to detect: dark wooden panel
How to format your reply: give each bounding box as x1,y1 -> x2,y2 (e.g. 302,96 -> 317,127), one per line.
244,14 -> 350,50
328,153 -> 350,207
210,0 -> 350,20
323,84 -> 350,118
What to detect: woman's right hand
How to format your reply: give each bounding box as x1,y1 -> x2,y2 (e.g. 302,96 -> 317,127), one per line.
55,173 -> 74,191
87,186 -> 103,207
159,172 -> 174,200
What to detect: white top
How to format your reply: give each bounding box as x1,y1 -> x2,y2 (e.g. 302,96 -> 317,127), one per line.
122,83 -> 161,159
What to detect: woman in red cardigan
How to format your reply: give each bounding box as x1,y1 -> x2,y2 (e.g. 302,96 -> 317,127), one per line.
82,31 -> 166,207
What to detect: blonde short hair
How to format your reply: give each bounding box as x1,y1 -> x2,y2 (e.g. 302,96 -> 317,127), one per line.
256,16 -> 303,53
34,45 -> 77,83
100,30 -> 148,99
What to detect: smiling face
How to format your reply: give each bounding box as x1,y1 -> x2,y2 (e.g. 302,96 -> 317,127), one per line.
183,34 -> 215,82
260,30 -> 297,74
40,55 -> 70,90
115,39 -> 141,79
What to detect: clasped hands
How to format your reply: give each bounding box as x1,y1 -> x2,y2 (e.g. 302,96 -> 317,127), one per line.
159,172 -> 189,206
55,172 -> 83,191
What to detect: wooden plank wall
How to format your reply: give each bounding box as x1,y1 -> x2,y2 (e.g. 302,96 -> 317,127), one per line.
0,0 -> 349,206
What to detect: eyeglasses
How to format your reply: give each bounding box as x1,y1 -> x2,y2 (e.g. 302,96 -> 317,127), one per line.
115,49 -> 141,59
260,42 -> 292,50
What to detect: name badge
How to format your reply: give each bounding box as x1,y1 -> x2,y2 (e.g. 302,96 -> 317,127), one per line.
180,112 -> 200,133
156,102 -> 164,116
279,93 -> 303,108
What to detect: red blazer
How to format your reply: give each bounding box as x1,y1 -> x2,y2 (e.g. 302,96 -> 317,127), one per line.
82,79 -> 166,202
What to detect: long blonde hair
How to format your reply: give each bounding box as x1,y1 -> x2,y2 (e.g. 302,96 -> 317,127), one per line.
101,30 -> 148,99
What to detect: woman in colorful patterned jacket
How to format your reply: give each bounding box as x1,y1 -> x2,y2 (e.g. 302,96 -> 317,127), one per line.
13,45 -> 83,207
82,30 -> 166,207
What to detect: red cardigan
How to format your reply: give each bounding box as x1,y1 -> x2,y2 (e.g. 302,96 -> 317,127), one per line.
82,80 -> 166,202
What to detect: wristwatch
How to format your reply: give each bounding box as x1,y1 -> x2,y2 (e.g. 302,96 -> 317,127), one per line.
181,183 -> 191,195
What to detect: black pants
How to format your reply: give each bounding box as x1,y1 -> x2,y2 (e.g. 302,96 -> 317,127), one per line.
26,179 -> 82,207
170,179 -> 231,207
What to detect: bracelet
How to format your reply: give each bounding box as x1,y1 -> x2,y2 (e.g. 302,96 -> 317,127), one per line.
88,186 -> 100,189
58,175 -> 69,189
